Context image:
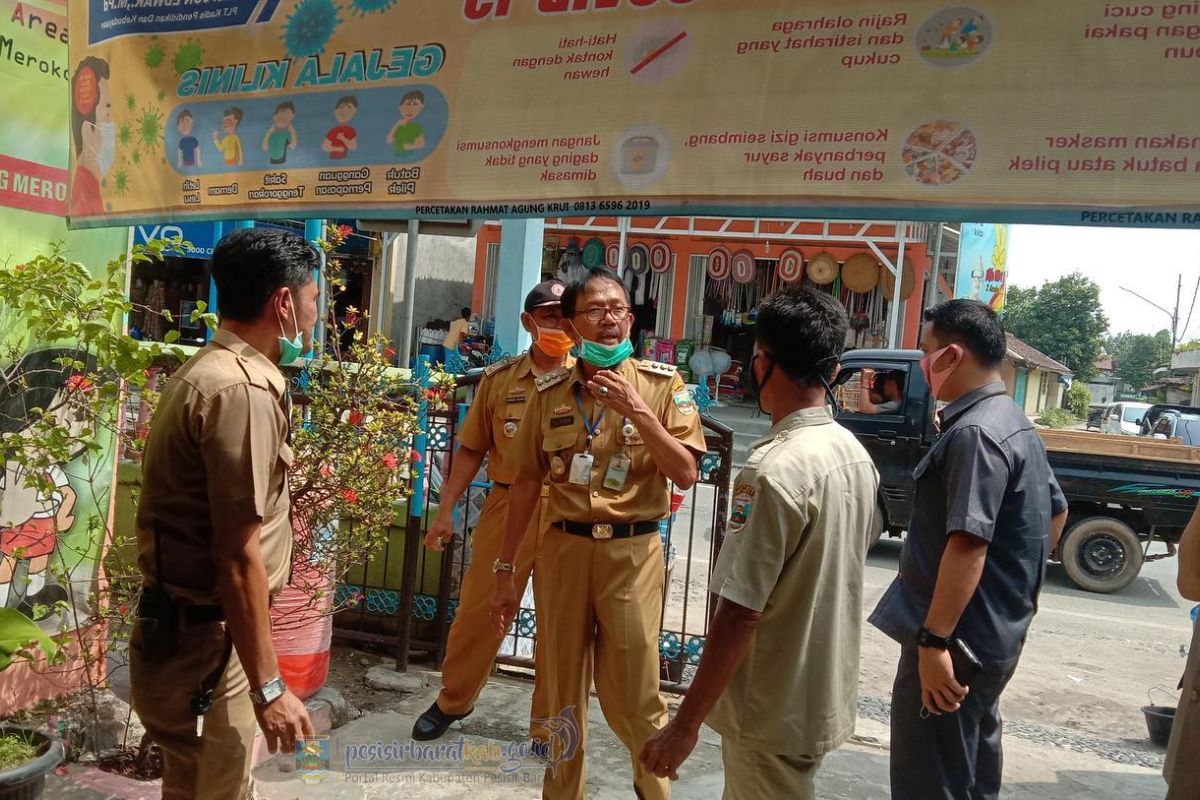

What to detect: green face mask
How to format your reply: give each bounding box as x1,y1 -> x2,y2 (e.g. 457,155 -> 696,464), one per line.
277,296 -> 305,365
578,337 -> 634,368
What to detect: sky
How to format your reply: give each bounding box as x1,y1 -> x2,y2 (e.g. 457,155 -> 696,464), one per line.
1006,225 -> 1200,340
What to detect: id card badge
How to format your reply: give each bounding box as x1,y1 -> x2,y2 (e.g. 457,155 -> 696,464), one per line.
603,453 -> 632,491
569,453 -> 594,485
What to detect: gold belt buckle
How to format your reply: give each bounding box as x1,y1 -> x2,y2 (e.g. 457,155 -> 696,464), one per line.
592,524 -> 614,540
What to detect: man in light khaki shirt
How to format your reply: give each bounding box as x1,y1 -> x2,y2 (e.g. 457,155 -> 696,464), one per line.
131,228 -> 319,799
641,287 -> 878,800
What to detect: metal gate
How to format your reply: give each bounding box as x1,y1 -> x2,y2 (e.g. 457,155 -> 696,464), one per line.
332,370 -> 735,694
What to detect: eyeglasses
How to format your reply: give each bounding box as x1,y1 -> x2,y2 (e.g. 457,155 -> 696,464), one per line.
577,306 -> 631,323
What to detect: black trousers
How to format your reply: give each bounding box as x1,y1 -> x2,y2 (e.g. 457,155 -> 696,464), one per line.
889,647 -> 1017,800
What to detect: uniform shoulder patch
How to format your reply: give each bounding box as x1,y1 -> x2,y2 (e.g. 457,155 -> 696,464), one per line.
533,367 -> 571,392
635,359 -> 678,378
727,483 -> 757,535
484,356 -> 519,378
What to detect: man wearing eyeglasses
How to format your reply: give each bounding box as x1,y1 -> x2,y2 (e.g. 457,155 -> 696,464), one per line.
491,266 -> 707,800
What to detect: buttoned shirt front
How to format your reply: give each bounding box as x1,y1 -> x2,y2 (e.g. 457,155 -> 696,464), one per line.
135,328 -> 294,604
707,407 -> 879,756
456,352 -> 575,485
507,358 -> 707,524
870,382 -> 1068,671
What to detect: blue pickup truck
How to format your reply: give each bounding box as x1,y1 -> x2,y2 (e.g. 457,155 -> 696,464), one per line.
834,349 -> 1200,594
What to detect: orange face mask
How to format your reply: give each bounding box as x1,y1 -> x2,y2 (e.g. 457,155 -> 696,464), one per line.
534,325 -> 575,358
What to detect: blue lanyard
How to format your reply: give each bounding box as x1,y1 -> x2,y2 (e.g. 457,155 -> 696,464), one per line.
574,385 -> 604,447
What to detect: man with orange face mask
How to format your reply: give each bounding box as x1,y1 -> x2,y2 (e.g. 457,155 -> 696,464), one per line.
414,280 -> 575,741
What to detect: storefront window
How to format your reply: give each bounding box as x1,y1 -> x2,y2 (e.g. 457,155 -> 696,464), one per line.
128,255 -> 211,347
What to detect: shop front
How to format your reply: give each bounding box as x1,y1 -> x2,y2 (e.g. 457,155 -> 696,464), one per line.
472,217 -> 931,393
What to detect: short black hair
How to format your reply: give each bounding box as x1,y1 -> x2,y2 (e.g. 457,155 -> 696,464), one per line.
755,287 -> 848,385
561,267 -> 629,319
401,90 -> 425,105
923,299 -> 1007,368
460,307 -> 471,320
336,95 -> 358,109
222,107 -> 243,125
879,370 -> 905,390
211,228 -> 318,323
177,109 -> 193,123
275,101 -> 295,114
70,57 -> 110,157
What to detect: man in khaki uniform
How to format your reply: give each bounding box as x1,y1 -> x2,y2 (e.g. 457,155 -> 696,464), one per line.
412,280 -> 575,740
492,267 -> 707,800
641,287 -> 878,799
131,228 -> 318,799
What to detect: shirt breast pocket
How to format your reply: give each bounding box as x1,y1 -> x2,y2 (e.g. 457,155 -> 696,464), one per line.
497,403 -> 527,441
542,428 -> 580,456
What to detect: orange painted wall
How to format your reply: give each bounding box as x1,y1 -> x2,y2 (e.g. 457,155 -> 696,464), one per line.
473,221 -> 930,346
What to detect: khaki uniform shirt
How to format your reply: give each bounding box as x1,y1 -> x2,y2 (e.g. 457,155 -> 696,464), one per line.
707,407 -> 879,756
135,328 -> 294,605
457,352 -> 575,484
508,359 -> 707,523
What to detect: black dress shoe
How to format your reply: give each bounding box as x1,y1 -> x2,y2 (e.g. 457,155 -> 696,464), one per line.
411,701 -> 471,741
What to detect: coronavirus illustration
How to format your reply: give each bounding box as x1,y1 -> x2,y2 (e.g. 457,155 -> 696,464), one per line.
283,0 -> 342,58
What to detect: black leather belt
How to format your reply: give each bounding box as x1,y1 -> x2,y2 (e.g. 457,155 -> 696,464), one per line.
560,520 -> 660,540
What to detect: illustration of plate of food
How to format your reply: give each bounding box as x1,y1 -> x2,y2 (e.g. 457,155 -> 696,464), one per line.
902,121 -> 978,186
917,8 -> 993,67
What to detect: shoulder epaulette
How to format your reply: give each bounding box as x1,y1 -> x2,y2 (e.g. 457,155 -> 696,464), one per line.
484,356 -> 519,378
534,367 -> 571,392
635,360 -> 678,378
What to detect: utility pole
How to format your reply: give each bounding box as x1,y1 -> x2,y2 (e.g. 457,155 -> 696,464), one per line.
1120,273 -> 1187,349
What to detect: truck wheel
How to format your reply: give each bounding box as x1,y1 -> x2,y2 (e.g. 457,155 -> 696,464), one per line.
1061,517 -> 1144,594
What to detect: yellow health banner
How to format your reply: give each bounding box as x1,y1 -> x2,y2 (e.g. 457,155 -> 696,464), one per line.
67,0 -> 1200,228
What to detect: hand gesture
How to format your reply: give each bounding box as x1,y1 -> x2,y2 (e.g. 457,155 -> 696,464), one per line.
586,370 -> 646,419
918,646 -> 968,715
255,689 -> 314,754
425,512 -> 453,552
639,718 -> 698,781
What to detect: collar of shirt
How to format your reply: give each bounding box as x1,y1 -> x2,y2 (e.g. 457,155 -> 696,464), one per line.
570,357 -> 634,387
940,381 -> 1008,429
749,406 -> 834,452
210,328 -> 288,398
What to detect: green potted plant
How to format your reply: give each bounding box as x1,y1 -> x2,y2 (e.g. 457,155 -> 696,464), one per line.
0,608 -> 63,799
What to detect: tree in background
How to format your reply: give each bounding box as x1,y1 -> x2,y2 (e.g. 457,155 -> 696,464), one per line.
1003,272 -> 1108,382
1065,381 -> 1091,417
1106,330 -> 1173,393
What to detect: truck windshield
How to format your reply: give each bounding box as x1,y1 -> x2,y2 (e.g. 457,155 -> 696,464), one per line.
1124,407 -> 1147,423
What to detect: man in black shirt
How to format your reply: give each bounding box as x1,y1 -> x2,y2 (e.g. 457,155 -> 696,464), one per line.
869,300 -> 1068,800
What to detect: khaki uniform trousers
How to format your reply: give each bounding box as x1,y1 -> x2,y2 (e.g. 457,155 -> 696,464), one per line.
131,618 -> 258,800
533,527 -> 670,800
1165,618 -> 1200,798
721,740 -> 823,800
436,486 -> 548,716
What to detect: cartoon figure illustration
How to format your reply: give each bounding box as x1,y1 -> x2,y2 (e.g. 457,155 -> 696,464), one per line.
69,57 -> 113,218
176,109 -> 202,170
386,90 -> 427,156
213,106 -> 244,167
0,349 -> 95,621
322,95 -> 359,160
262,101 -> 298,166
939,16 -> 964,49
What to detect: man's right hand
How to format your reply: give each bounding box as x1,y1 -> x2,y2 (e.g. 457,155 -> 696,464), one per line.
425,513 -> 454,552
490,572 -> 519,638
255,690 -> 314,754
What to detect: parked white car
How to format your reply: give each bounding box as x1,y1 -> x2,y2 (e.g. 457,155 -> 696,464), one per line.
1102,401 -> 1151,436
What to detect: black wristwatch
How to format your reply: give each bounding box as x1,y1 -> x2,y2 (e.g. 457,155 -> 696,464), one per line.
917,626 -> 953,650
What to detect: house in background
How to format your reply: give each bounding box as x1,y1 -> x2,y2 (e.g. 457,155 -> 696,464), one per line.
1086,355 -> 1125,405
1001,334 -> 1072,416
1170,349 -> 1200,406
1142,362 -> 1195,405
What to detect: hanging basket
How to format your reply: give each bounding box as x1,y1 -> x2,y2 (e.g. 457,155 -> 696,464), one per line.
650,242 -> 672,273
582,237 -> 605,268
731,250 -> 756,284
707,247 -> 732,280
842,253 -> 880,293
627,243 -> 650,275
880,263 -> 917,300
807,252 -> 838,285
778,249 -> 804,283
605,241 -> 621,270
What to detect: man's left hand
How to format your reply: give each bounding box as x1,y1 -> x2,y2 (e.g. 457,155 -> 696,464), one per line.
587,370 -> 647,419
918,646 -> 968,715
639,718 -> 699,780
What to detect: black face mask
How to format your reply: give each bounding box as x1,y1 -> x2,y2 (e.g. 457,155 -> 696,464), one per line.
747,354 -> 842,416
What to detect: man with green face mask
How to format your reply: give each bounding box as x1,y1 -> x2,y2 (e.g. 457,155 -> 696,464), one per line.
491,267 -> 707,800
131,228 -> 319,799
